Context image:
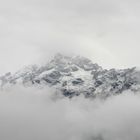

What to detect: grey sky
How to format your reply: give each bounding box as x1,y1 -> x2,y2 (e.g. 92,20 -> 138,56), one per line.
0,0 -> 140,74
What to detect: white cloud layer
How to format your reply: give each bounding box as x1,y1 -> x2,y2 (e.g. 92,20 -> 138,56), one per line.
0,0 -> 140,74
0,86 -> 140,140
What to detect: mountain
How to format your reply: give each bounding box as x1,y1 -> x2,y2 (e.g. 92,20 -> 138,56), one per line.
1,53 -> 140,98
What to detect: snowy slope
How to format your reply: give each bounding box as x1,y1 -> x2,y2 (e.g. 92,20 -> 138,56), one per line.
0,53 -> 140,98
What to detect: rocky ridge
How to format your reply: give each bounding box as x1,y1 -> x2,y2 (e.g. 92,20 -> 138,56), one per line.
0,53 -> 140,98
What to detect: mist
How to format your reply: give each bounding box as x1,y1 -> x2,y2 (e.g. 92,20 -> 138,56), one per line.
1,0 -> 140,74
0,86 -> 139,140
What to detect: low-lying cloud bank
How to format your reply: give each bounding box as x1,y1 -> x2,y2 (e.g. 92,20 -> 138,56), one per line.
0,86 -> 140,140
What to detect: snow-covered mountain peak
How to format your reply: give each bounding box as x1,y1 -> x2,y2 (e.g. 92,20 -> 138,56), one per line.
0,54 -> 140,98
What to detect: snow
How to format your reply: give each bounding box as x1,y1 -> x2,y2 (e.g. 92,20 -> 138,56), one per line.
0,54 -> 140,98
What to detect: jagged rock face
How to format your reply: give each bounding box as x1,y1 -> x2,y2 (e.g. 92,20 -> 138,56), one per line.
0,54 -> 140,98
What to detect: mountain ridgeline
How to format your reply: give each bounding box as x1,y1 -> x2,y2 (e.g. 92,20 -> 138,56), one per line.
0,54 -> 140,98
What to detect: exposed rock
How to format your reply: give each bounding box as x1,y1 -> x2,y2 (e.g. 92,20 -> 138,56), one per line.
0,54 -> 140,98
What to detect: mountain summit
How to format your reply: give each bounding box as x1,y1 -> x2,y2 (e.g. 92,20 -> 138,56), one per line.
0,54 -> 140,98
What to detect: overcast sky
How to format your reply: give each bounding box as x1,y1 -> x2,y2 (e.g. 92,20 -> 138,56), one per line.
0,0 -> 140,74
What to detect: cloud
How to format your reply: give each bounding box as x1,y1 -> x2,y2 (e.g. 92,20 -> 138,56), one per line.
1,0 -> 140,74
0,86 -> 140,140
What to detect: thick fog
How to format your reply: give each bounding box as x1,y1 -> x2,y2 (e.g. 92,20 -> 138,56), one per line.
1,0 -> 140,74
0,86 -> 140,140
